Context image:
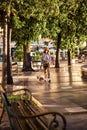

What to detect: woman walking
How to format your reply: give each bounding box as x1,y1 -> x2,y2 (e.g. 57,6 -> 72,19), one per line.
41,47 -> 51,82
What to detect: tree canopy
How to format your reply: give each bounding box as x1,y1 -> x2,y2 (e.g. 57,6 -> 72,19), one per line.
0,0 -> 87,59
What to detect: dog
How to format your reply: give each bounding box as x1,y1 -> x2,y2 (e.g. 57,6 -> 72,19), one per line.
37,76 -> 44,81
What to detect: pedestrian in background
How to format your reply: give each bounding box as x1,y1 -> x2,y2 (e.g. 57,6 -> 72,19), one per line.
51,54 -> 55,65
41,47 -> 51,82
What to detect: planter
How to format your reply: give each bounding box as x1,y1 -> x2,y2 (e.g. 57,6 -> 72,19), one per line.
72,59 -> 75,64
18,62 -> 23,68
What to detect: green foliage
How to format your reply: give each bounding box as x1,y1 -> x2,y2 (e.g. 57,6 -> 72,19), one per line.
8,94 -> 29,101
0,0 -> 87,52
14,47 -> 23,61
34,52 -> 41,61
12,15 -> 25,29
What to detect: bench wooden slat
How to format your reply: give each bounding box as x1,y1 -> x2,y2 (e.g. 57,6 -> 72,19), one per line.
11,100 -> 48,130
19,100 -> 48,130
11,102 -> 35,130
9,102 -> 30,130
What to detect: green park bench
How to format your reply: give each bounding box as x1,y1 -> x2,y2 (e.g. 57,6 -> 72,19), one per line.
0,88 -> 66,130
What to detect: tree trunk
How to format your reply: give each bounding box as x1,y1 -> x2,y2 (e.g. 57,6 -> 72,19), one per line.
22,43 -> 34,71
68,49 -> 72,65
2,15 -> 7,89
55,32 -> 61,68
23,44 -> 26,69
7,24 -> 13,84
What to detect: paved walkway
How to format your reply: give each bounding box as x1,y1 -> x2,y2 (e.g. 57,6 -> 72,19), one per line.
14,63 -> 87,113
1,61 -> 87,130
12,61 -> 87,130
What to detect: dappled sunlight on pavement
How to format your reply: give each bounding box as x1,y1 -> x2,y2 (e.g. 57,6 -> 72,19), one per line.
1,62 -> 87,130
